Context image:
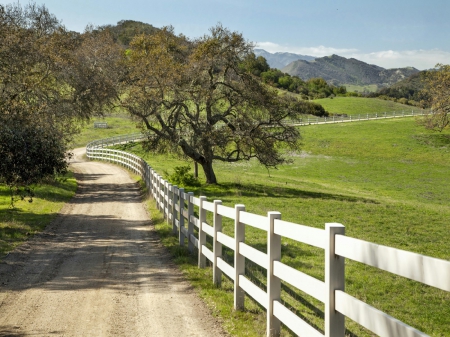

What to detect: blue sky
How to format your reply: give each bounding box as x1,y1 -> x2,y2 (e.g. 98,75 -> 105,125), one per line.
2,0 -> 449,70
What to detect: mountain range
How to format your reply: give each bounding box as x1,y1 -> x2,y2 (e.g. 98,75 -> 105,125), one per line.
255,50 -> 419,87
282,54 -> 419,86
253,49 -> 315,70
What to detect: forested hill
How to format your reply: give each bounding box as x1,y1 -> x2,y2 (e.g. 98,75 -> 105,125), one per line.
282,54 -> 419,86
99,20 -> 160,46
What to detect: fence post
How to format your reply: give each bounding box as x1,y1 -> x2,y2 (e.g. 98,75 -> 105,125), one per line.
198,196 -> 207,268
169,184 -> 175,229
234,204 -> 246,311
213,200 -> 223,286
157,175 -> 162,212
267,211 -> 282,337
187,192 -> 194,253
325,223 -> 345,337
179,188 -> 185,246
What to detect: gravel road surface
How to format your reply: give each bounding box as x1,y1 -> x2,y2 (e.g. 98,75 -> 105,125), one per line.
0,148 -> 227,337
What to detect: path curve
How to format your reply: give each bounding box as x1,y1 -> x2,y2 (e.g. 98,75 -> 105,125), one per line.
0,148 -> 226,336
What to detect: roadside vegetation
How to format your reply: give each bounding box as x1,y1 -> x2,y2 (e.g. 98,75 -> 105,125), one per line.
0,173 -> 77,257
121,117 -> 450,336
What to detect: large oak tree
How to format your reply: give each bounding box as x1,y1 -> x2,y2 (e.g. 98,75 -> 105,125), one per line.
119,25 -> 306,184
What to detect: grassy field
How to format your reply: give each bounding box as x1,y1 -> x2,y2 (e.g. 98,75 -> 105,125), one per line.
121,117 -> 450,337
0,174 -> 77,257
342,84 -> 379,93
72,113 -> 138,148
313,97 -> 423,115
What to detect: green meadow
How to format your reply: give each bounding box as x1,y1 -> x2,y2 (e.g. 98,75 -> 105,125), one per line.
314,97 -> 423,115
123,117 -> 450,337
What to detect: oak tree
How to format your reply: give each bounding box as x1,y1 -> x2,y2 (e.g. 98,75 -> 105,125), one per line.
120,25 -> 306,184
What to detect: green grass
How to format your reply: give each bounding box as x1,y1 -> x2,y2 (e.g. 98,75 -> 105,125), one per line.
123,118 -> 450,337
342,84 -> 379,93
0,173 -> 77,257
72,113 -> 138,147
313,97 -> 423,115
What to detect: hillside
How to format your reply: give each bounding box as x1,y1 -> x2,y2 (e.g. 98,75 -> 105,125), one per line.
254,49 -> 315,69
99,20 -> 160,46
282,54 -> 419,87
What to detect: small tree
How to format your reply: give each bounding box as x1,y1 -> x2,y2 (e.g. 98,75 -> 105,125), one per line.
420,64 -> 450,131
120,25 -> 306,184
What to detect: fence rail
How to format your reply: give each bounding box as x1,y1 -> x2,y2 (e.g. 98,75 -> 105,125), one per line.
288,109 -> 426,126
86,133 -> 449,337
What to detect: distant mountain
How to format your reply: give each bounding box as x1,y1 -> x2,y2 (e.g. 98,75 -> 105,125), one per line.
254,49 -> 316,70
282,54 -> 419,87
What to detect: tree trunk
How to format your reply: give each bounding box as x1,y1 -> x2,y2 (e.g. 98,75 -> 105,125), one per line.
200,160 -> 217,184
194,161 -> 198,179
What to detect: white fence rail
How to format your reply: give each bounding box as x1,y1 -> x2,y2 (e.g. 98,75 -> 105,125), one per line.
289,110 -> 426,126
86,134 -> 449,337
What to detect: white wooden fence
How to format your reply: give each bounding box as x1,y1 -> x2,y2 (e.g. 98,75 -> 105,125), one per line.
86,135 -> 449,337
290,110 -> 426,126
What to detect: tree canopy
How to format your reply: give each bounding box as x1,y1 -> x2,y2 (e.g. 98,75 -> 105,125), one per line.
0,2 -> 118,201
119,25 -> 306,184
420,64 -> 450,131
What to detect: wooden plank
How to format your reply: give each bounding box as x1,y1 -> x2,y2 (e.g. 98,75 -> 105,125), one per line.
273,261 -> 325,303
239,275 -> 267,309
174,204 -> 180,212
239,243 -> 268,269
335,235 -> 450,292
217,232 -> 235,250
239,211 -> 268,231
217,204 -> 236,219
190,234 -> 199,249
202,245 -> 214,263
174,219 -> 179,228
182,209 -> 189,219
202,223 -> 214,237
217,257 -> 235,281
203,200 -> 214,212
180,226 -> 188,236
192,196 -> 200,206
273,301 -> 323,337
191,216 -> 200,228
335,291 -> 428,337
274,219 -> 325,249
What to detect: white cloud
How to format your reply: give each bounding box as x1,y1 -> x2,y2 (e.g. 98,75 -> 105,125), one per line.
348,50 -> 450,70
256,42 -> 358,57
255,42 -> 450,70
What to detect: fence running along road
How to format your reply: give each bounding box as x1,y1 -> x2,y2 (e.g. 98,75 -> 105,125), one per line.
86,128 -> 449,337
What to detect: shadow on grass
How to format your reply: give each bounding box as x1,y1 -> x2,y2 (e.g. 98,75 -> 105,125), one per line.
413,133 -> 450,148
182,182 -> 378,204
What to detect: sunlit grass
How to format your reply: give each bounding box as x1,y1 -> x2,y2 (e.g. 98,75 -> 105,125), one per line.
0,173 -> 77,257
124,118 -> 450,336
313,97 -> 423,115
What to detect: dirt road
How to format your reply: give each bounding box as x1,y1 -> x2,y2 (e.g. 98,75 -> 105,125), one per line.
0,149 -> 226,336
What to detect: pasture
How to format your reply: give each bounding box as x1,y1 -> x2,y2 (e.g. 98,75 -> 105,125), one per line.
313,97 -> 423,116
122,117 -> 450,336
